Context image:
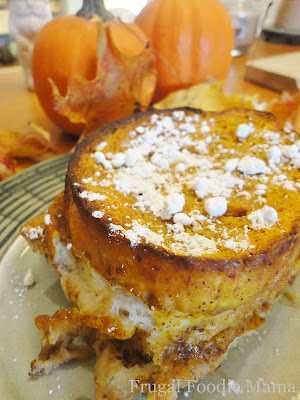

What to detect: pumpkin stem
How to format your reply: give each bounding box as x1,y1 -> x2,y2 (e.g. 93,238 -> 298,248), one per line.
76,0 -> 114,21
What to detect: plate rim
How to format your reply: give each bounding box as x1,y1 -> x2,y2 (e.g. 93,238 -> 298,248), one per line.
0,153 -> 71,259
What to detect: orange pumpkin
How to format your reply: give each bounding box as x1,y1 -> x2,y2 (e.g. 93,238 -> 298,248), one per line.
135,0 -> 234,101
32,16 -> 149,135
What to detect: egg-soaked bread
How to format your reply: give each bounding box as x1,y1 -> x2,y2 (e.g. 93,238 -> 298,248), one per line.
22,108 -> 300,400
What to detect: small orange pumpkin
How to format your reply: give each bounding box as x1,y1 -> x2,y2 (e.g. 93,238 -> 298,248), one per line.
135,0 -> 234,101
32,16 -> 149,135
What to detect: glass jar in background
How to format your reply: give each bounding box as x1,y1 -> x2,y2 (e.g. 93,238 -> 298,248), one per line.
222,0 -> 260,56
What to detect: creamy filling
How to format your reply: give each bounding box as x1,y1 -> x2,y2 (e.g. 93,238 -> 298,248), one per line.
53,234 -> 155,332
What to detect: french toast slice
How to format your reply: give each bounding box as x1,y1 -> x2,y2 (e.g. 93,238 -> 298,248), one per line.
21,108 -> 300,399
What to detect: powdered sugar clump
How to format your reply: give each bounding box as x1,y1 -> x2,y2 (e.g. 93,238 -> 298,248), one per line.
93,151 -> 112,170
23,268 -> 37,286
96,141 -> 107,151
238,156 -> 266,175
282,144 -> 298,159
247,206 -> 278,229
266,146 -> 282,164
204,197 -> 227,217
173,213 -> 194,226
161,193 -> 185,220
92,211 -> 104,219
79,191 -> 107,202
44,214 -> 52,225
224,158 -> 238,173
21,227 -> 44,240
236,123 -> 254,139
111,153 -> 126,168
175,163 -> 187,173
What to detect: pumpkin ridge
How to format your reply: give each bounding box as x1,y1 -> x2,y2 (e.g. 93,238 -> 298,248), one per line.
135,0 -> 234,101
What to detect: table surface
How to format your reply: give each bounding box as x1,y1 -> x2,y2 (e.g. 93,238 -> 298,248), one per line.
0,39 -> 299,173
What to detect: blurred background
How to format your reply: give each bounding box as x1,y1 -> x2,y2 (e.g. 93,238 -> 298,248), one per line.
1,0 -> 152,63
56,0 -> 151,15
0,0 -> 298,65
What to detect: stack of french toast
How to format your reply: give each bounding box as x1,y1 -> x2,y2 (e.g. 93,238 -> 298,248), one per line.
21,108 -> 300,400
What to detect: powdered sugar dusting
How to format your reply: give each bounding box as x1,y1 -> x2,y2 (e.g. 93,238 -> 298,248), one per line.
74,109 -> 300,257
21,227 -> 44,240
79,191 -> 107,202
92,211 -> 104,219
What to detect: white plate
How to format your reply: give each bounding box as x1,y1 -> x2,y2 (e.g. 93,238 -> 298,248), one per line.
0,155 -> 300,400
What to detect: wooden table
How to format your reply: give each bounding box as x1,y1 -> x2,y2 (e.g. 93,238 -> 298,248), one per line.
0,39 -> 299,173
225,39 -> 299,99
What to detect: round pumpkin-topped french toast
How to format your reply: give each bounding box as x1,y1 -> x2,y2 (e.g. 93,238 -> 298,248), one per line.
22,108 -> 300,400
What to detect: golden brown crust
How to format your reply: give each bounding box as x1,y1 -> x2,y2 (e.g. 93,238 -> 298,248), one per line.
65,183 -> 300,314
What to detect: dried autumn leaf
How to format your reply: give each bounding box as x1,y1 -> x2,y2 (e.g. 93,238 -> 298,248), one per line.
0,152 -> 15,181
268,91 -> 300,132
51,20 -> 157,135
0,125 -> 52,159
154,81 -> 256,111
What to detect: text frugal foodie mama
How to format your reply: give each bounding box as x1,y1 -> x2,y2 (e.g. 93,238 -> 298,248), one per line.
130,379 -> 297,396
